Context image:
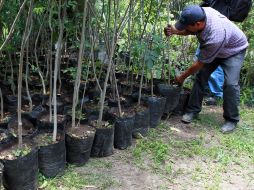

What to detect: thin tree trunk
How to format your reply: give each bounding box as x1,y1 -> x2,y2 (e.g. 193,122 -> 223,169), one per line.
151,70 -> 154,96
8,53 -> 15,95
48,0 -> 54,122
138,56 -> 145,105
0,0 -> 4,11
98,0 -> 120,127
25,11 -> 34,112
17,0 -> 33,148
72,0 -> 88,128
53,0 -> 65,142
140,0 -> 153,40
25,44 -> 33,112
91,35 -> 102,93
78,24 -> 96,121
57,63 -> 61,94
112,64 -> 122,117
167,3 -> 171,85
0,0 -> 28,51
126,0 -> 133,83
34,19 -> 46,94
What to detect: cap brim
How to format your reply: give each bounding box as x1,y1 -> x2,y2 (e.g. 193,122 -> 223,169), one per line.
175,21 -> 186,31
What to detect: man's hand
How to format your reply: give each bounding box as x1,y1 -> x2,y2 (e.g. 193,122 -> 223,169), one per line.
164,25 -> 173,37
174,60 -> 204,85
164,24 -> 192,36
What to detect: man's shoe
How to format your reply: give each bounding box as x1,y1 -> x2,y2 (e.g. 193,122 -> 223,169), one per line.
204,97 -> 217,106
221,121 -> 237,133
181,113 -> 198,123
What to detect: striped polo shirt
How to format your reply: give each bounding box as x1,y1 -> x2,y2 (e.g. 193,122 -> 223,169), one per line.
197,7 -> 248,64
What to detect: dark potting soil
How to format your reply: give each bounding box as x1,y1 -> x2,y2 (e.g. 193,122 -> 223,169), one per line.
37,114 -> 67,131
61,94 -> 73,105
0,114 -> 12,129
133,104 -> 147,112
83,102 -> 100,114
28,105 -> 47,124
0,141 -> 34,161
107,107 -> 135,121
66,125 -> 95,139
8,117 -> 37,138
89,120 -> 113,129
0,129 -> 16,152
45,99 -> 65,114
40,114 -> 66,123
107,96 -> 131,107
33,132 -> 62,147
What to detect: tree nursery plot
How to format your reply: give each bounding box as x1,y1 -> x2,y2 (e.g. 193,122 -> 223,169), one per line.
0,0 -> 253,189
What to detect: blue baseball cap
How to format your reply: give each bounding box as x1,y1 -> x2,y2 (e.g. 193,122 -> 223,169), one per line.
175,5 -> 206,31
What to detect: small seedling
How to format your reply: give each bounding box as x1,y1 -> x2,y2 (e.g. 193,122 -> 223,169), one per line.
12,145 -> 31,158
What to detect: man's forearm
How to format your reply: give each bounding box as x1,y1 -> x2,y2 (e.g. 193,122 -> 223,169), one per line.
181,61 -> 204,79
174,30 -> 192,36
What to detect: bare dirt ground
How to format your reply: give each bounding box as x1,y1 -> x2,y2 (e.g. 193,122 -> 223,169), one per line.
66,106 -> 254,190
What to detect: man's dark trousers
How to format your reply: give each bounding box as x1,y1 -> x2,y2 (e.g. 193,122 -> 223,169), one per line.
186,50 -> 246,122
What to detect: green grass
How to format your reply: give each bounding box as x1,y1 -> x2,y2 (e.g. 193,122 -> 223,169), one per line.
132,106 -> 254,188
38,166 -> 88,190
38,160 -> 118,190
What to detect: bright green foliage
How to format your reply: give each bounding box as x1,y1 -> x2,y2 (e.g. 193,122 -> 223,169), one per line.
12,145 -> 31,158
38,167 -> 88,190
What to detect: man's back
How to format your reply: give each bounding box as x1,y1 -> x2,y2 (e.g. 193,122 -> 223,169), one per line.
197,7 -> 248,63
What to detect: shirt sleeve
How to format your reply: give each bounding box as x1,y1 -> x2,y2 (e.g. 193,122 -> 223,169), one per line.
197,29 -> 226,64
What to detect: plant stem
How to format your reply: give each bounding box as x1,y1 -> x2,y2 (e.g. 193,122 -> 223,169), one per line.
98,0 -> 120,127
17,0 -> 33,148
0,0 -> 28,51
72,0 -> 88,128
53,0 -> 65,142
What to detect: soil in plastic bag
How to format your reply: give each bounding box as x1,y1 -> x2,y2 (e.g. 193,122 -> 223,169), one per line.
0,129 -> 16,151
8,115 -> 38,139
146,96 -> 166,128
28,105 -> 47,126
107,96 -> 133,108
0,114 -> 11,130
173,89 -> 190,116
4,95 -> 17,113
37,113 -> 67,131
157,84 -> 182,114
36,134 -> 66,178
133,106 -> 150,137
114,116 -> 134,150
91,126 -> 114,157
1,148 -> 38,190
31,93 -> 43,106
66,125 -> 95,166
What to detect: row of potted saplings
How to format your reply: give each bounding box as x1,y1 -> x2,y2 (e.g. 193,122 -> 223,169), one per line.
0,84 -> 187,190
